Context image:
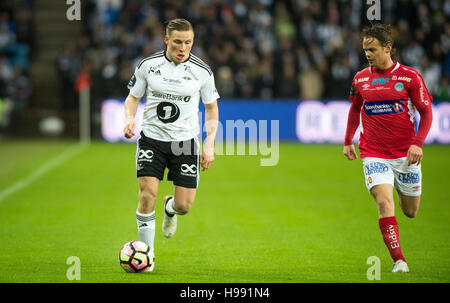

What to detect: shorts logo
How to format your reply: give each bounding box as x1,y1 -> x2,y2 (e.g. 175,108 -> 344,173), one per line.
180,164 -> 197,177
364,162 -> 389,176
367,176 -> 372,186
138,149 -> 154,162
398,173 -> 420,184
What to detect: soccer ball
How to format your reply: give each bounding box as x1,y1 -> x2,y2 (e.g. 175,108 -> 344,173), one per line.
119,240 -> 153,273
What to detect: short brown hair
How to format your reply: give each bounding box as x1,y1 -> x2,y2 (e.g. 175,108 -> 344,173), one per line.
361,23 -> 395,53
165,18 -> 194,37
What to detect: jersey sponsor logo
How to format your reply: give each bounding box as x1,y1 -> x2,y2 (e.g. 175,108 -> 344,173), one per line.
163,77 -> 182,85
156,102 -> 180,123
398,173 -> 420,184
364,100 -> 404,115
184,64 -> 199,80
148,66 -> 161,75
356,77 -> 369,83
394,82 -> 404,92
180,164 -> 197,177
397,76 -> 411,82
152,92 -> 191,103
364,162 -> 389,176
371,77 -> 389,85
362,83 -> 370,90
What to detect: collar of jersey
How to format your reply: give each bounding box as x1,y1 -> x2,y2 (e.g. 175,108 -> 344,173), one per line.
371,61 -> 399,74
164,51 -> 190,66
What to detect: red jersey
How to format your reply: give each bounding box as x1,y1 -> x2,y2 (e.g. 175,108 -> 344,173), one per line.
345,62 -> 433,159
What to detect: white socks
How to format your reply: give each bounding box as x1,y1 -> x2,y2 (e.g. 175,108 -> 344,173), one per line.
136,210 -> 155,251
165,197 -> 180,216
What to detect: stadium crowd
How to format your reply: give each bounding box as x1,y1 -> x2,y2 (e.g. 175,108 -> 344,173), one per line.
0,0 -> 33,133
59,0 -> 450,109
2,0 -> 450,134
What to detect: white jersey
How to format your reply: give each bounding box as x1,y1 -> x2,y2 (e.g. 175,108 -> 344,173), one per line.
128,51 -> 220,142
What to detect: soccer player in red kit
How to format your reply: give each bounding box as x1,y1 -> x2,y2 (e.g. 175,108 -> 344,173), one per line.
343,24 -> 433,273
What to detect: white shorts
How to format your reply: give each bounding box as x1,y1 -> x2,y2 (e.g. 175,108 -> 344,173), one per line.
361,157 -> 422,196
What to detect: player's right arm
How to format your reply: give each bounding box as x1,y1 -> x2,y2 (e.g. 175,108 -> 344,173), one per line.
123,62 -> 148,139
343,78 -> 363,160
123,94 -> 140,139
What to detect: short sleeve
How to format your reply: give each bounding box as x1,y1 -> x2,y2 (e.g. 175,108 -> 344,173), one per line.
200,73 -> 220,104
349,77 -> 363,108
128,65 -> 147,99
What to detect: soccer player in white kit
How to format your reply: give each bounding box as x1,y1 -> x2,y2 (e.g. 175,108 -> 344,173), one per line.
123,19 -> 220,272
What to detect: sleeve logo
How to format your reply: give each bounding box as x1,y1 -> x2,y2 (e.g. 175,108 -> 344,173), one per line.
128,75 -> 136,88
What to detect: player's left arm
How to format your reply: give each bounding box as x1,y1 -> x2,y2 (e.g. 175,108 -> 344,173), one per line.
407,71 -> 434,166
199,72 -> 220,171
201,100 -> 218,171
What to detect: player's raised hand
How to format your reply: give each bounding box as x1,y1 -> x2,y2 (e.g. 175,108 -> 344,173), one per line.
124,120 -> 136,139
343,144 -> 358,160
407,144 -> 423,166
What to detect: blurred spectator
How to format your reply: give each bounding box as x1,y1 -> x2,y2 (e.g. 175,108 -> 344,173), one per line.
0,0 -> 33,133
57,42 -> 80,110
435,78 -> 450,101
419,57 -> 441,96
63,0 -> 450,104
274,51 -> 299,99
326,52 -> 352,99
7,65 -> 30,113
216,66 -> 235,99
299,66 -> 323,100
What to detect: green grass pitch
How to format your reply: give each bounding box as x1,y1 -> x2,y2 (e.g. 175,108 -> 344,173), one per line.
0,140 -> 448,283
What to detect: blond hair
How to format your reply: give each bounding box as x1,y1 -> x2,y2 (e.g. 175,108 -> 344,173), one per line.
166,18 -> 194,37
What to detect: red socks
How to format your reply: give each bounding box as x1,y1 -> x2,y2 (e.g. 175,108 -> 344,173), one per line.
378,216 -> 406,262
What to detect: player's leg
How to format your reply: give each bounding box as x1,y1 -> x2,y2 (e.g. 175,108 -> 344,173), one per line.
163,138 -> 199,238
393,158 -> 422,219
162,186 -> 197,238
363,158 -> 407,272
138,176 -> 160,213
386,159 -> 421,273
397,191 -> 420,218
136,177 -> 159,262
370,184 -> 408,271
370,184 -> 395,218
170,185 -> 197,214
134,134 -> 168,269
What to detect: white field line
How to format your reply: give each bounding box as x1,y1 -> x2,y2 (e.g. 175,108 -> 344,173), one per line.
0,143 -> 88,203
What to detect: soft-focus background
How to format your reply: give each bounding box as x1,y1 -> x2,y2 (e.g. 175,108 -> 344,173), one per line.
0,0 -> 449,283
0,0 -> 448,138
